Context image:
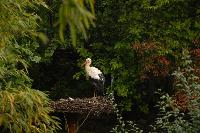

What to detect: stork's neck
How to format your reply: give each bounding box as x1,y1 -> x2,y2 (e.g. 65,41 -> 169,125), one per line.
85,63 -> 92,72
85,64 -> 91,69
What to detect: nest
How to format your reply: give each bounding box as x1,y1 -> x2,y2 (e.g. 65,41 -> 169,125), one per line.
50,96 -> 114,116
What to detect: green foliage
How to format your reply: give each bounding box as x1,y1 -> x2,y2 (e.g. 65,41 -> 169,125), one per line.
109,93 -> 143,133
153,91 -> 192,133
12,0 -> 199,132
74,0 -> 200,113
0,0 -> 61,132
0,0 -> 47,44
153,49 -> 200,132
59,0 -> 95,45
25,0 -> 200,122
0,88 -> 60,133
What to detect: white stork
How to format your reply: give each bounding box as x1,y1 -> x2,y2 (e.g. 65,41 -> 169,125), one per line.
82,58 -> 105,97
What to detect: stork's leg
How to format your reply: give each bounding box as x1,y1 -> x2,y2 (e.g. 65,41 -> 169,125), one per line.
93,88 -> 96,97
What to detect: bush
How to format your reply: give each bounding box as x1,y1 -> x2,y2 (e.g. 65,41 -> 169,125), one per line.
153,49 -> 200,133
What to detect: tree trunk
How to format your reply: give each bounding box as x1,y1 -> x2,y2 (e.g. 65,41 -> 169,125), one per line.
66,115 -> 79,133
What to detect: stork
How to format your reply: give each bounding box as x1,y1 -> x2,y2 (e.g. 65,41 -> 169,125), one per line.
82,58 -> 105,97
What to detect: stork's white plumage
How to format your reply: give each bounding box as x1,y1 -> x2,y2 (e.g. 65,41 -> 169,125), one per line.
83,58 -> 105,96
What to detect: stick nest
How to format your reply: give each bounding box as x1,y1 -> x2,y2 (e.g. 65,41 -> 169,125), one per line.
50,96 -> 114,116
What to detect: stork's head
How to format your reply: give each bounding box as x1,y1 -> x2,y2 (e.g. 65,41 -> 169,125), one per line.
82,58 -> 92,66
85,58 -> 92,64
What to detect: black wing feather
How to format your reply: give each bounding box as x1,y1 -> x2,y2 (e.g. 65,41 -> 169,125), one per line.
89,74 -> 105,96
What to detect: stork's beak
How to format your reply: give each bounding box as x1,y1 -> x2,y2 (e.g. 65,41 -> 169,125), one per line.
81,61 -> 86,67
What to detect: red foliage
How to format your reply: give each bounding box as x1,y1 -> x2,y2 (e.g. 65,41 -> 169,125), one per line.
132,42 -> 199,81
173,90 -> 189,112
192,39 -> 200,46
132,42 -> 171,80
191,48 -> 200,62
173,90 -> 199,113
131,42 -> 158,53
